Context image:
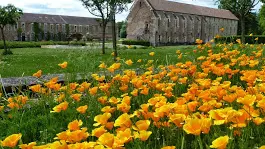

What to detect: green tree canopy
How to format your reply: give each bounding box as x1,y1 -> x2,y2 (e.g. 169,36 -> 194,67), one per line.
216,0 -> 260,43
79,0 -> 112,54
0,4 -> 22,55
259,4 -> 265,34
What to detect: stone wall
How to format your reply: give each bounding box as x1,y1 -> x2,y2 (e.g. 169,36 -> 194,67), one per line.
127,3 -> 238,46
126,0 -> 153,41
0,21 -> 113,41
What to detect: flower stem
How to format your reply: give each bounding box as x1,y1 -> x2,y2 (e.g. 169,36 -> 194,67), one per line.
197,135 -> 204,149
181,134 -> 185,149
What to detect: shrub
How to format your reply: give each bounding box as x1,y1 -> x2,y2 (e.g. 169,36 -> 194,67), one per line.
0,41 -> 85,49
215,35 -> 265,44
121,40 -> 150,46
69,41 -> 86,46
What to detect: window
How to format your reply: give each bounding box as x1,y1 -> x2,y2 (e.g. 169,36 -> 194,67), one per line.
158,17 -> 161,28
168,19 -> 170,28
166,32 -> 168,43
44,23 -> 47,32
74,25 -> 77,32
50,24 -> 54,32
56,24 -> 59,33
145,23 -> 149,34
31,23 -> 34,32
139,1 -> 142,7
62,24 -> 65,32
14,23 -> 18,31
79,25 -> 82,32
159,35 -> 161,42
21,22 -> 25,30
183,18 -> 186,30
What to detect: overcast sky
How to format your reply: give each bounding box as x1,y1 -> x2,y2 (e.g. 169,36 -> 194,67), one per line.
1,0 -> 263,22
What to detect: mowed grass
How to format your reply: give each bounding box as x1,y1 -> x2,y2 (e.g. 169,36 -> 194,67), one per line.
0,46 -> 195,78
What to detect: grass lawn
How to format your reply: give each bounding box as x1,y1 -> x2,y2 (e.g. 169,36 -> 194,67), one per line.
0,46 -> 195,78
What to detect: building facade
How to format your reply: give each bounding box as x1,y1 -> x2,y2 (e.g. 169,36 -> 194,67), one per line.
126,0 -> 239,46
0,13 -> 113,41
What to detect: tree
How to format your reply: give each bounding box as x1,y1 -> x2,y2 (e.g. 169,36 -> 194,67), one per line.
120,22 -> 127,38
0,4 -> 22,55
245,12 -> 261,35
216,0 -> 259,43
259,4 -> 265,34
79,0 -> 112,54
117,21 -> 124,37
109,0 -> 131,61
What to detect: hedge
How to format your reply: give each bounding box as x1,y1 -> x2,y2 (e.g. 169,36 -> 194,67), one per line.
121,40 -> 150,46
0,41 -> 86,49
215,35 -> 265,44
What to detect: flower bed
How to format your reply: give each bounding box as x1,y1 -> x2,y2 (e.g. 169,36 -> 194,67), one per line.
1,41 -> 265,148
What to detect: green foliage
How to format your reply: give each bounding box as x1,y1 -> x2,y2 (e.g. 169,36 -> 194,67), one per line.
122,40 -> 150,46
259,5 -> 265,34
70,33 -> 83,41
244,13 -> 261,35
215,35 -> 265,43
0,4 -> 22,27
0,41 -> 85,49
120,22 -> 127,38
69,40 -> 86,46
33,22 -> 40,41
47,32 -> 51,41
0,4 -> 23,54
66,24 -> 70,36
216,0 -> 260,42
58,32 -> 62,41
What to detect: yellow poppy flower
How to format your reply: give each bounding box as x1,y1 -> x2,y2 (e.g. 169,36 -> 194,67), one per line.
33,70 -> 42,78
1,133 -> 22,148
76,105 -> 88,114
58,61 -> 68,69
210,135 -> 229,149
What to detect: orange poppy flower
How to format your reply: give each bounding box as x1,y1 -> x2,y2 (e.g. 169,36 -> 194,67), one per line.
92,126 -> 107,138
68,120 -> 83,131
19,142 -> 37,149
33,70 -> 42,78
1,133 -> 22,148
210,135 -> 229,149
50,101 -> 69,113
98,133 -> 114,148
114,113 -> 132,128
58,61 -> 68,69
71,93 -> 82,102
76,105 -> 88,114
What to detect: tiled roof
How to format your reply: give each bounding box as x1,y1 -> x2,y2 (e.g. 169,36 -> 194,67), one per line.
146,0 -> 238,20
20,13 -> 101,25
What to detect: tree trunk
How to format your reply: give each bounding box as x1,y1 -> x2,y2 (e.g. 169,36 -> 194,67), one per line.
102,21 -> 106,54
240,15 -> 245,44
112,12 -> 117,61
0,27 -> 7,52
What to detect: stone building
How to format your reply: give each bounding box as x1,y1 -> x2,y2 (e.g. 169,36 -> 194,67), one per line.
0,13 -> 113,41
126,0 -> 238,46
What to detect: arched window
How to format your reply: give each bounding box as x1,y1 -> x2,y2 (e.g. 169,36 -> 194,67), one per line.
145,23 -> 149,34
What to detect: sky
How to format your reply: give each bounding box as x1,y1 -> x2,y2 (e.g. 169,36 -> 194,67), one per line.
0,0 -> 263,22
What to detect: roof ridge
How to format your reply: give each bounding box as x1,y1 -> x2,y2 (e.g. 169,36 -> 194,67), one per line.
165,0 -> 230,12
23,12 -> 100,20
147,0 -> 238,20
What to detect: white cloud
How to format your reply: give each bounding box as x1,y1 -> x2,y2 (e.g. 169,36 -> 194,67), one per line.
1,0 -> 262,22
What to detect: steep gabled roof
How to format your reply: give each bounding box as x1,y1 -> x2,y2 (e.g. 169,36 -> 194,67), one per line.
20,13 -> 101,25
146,0 -> 238,20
